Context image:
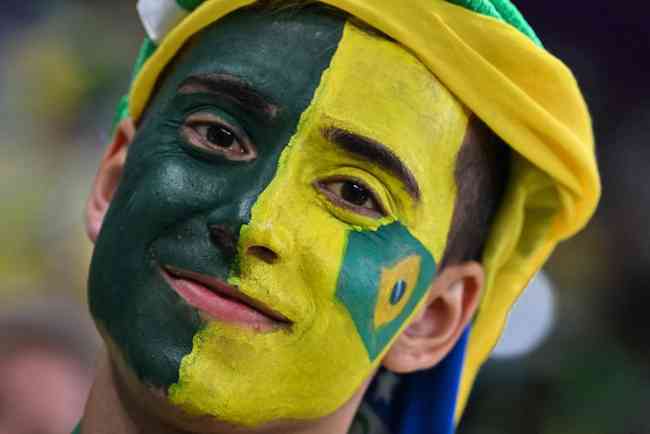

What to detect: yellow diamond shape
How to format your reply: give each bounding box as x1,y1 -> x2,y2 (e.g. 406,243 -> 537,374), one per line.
374,255 -> 421,329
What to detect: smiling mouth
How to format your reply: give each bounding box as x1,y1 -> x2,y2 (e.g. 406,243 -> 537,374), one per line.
161,265 -> 291,331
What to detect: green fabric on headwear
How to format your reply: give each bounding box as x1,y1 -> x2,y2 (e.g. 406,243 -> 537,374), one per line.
112,37 -> 156,132
447,0 -> 542,46
177,0 -> 205,11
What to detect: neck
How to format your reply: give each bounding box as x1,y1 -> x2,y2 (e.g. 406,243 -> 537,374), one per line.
80,349 -> 368,434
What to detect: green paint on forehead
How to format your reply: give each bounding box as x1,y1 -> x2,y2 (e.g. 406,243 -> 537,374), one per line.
89,6 -> 345,388
336,222 -> 437,360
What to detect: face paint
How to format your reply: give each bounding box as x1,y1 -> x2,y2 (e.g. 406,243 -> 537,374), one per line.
337,223 -> 436,360
88,6 -> 346,389
169,22 -> 470,426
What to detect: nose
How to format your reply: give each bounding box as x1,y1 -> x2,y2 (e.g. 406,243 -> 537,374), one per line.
207,191 -> 292,266
208,223 -> 282,265
239,218 -> 292,266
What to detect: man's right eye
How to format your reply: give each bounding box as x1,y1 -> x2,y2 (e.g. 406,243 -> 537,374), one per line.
181,112 -> 256,161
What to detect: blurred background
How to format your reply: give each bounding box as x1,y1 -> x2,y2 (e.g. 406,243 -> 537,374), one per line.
0,1 -> 648,433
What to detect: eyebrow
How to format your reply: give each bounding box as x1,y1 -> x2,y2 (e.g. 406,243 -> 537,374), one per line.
323,127 -> 421,201
178,73 -> 279,122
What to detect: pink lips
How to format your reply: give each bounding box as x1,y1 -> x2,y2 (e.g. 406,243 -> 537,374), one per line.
161,266 -> 290,331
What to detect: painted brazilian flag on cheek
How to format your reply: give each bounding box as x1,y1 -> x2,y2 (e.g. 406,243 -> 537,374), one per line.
336,222 -> 437,360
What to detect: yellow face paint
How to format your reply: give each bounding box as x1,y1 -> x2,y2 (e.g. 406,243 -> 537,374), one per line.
169,22 -> 470,426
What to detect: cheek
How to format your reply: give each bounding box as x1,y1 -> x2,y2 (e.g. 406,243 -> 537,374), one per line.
117,154 -> 230,230
335,222 -> 437,360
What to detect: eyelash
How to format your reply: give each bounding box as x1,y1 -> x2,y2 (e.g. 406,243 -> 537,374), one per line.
180,111 -> 256,161
315,177 -> 387,219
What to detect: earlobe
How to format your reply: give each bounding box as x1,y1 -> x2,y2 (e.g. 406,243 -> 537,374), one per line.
382,262 -> 483,373
85,118 -> 135,243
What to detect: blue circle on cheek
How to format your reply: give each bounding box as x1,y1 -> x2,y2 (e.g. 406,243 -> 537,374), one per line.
390,280 -> 407,305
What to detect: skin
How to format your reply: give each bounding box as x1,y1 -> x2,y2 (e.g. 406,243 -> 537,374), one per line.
84,5 -> 484,434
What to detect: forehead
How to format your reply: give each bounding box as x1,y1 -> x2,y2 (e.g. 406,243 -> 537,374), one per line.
154,6 -> 347,116
318,23 -> 467,162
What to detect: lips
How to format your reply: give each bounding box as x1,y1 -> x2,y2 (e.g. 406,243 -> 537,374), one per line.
161,265 -> 291,331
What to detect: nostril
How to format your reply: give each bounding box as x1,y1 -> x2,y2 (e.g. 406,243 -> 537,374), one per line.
247,246 -> 279,264
209,225 -> 238,258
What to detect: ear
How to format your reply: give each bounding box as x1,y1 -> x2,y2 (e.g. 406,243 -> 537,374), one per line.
85,118 -> 135,243
382,261 -> 483,373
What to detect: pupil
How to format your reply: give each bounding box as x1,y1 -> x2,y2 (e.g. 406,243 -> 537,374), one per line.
207,125 -> 235,148
390,280 -> 407,305
341,182 -> 369,206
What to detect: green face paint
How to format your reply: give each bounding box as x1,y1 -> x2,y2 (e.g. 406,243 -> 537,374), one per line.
336,222 -> 437,360
88,6 -> 346,388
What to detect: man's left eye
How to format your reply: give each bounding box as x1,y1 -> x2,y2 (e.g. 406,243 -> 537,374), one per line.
316,178 -> 386,218
181,112 -> 256,161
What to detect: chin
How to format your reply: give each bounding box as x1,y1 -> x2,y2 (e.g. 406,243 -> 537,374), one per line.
104,338 -> 348,434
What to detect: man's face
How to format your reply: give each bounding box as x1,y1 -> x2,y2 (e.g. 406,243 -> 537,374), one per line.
88,6 -> 469,427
